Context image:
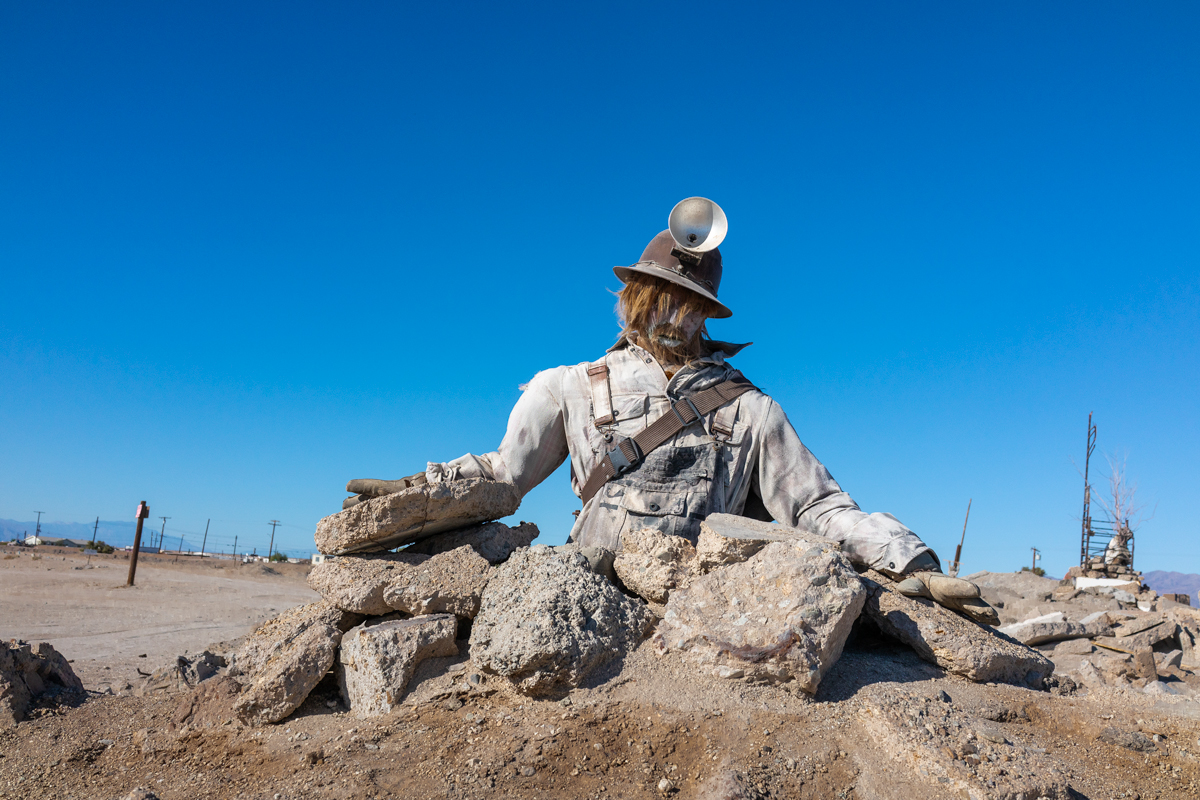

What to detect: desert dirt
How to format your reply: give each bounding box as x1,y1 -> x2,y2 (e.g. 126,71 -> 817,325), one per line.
3,548 -> 1200,800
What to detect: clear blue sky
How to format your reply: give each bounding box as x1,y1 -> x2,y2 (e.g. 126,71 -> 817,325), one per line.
2,3 -> 1197,575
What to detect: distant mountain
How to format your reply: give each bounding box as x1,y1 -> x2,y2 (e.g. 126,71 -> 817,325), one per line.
1143,571 -> 1200,608
0,518 -> 138,548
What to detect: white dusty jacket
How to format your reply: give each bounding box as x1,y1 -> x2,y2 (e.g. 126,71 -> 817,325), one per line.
428,335 -> 935,574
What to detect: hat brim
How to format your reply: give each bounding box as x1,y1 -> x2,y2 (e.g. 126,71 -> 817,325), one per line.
613,262 -> 733,319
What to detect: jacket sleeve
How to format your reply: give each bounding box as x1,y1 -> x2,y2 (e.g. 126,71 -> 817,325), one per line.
753,398 -> 936,573
426,367 -> 570,498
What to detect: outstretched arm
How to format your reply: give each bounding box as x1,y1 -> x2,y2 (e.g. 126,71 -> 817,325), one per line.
426,367 -> 571,498
753,398 -> 936,575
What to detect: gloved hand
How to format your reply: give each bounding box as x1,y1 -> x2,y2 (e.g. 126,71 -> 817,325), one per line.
894,571 -> 1000,626
342,473 -> 427,509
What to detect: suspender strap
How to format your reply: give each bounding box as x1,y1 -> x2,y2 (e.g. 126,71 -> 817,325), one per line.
588,360 -> 614,427
579,375 -> 757,505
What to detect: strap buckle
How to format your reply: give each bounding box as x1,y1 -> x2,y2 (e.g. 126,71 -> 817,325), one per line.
605,437 -> 642,477
670,397 -> 703,427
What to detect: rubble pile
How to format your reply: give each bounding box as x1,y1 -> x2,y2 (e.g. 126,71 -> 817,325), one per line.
172,482 -> 1054,728
974,569 -> 1200,695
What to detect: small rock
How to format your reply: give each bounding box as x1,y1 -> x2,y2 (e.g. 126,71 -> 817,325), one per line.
520,765 -> 536,777
658,777 -> 675,792
119,789 -> 161,800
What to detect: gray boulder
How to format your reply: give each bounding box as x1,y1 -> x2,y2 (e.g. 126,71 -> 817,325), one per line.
613,527 -> 696,605
653,538 -> 866,694
403,520 -> 540,564
469,545 -> 652,695
382,545 -> 492,618
862,573 -> 1053,686
0,640 -> 84,727
337,615 -> 459,717
314,478 -> 520,555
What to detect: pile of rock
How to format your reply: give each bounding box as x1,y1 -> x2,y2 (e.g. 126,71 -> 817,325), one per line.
974,570 -> 1200,694
208,480 -> 1051,727
1,639 -> 84,727
1072,559 -> 1141,581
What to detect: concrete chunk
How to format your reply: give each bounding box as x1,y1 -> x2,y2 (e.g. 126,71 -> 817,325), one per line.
861,572 -> 1053,686
233,621 -> 341,726
653,539 -> 866,694
230,601 -> 362,678
998,612 -> 1110,646
382,545 -> 492,618
315,478 -> 521,555
469,545 -> 652,696
613,527 -> 696,604
696,513 -> 840,574
403,520 -> 539,564
308,552 -> 429,615
337,615 -> 459,718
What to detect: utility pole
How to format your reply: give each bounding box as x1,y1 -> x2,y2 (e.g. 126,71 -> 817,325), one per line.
91,516 -> 100,547
232,534 -> 238,561
158,517 -> 170,551
949,499 -> 972,577
1031,547 -> 1041,573
127,501 -> 150,586
33,511 -> 44,542
268,519 -> 280,560
200,519 -> 210,558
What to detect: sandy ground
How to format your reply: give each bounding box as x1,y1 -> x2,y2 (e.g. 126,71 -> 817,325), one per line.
0,547 -> 318,691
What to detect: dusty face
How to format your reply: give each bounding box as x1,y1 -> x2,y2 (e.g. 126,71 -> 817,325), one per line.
645,285 -> 709,353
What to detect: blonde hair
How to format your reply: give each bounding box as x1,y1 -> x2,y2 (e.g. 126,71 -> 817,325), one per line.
615,274 -> 718,364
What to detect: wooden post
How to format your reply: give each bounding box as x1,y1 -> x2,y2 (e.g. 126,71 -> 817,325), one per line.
126,501 -> 150,586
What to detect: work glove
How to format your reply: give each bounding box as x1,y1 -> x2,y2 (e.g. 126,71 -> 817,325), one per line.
342,473 -> 427,509
894,571 -> 1000,626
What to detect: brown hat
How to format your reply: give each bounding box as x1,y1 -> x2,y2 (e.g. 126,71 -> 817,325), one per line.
613,230 -> 732,319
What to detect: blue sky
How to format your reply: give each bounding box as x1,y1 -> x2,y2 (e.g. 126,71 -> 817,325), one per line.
2,2 -> 1197,574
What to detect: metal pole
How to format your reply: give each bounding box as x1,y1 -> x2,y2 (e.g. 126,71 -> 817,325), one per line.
268,519 -> 280,560
200,519 -> 210,558
1031,547 -> 1040,572
158,517 -> 170,551
233,534 -> 238,561
127,501 -> 149,586
33,511 -> 43,541
91,516 -> 99,547
950,498 -> 971,577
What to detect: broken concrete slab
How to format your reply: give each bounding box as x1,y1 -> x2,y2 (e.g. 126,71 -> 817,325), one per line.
1111,613 -> 1165,637
1093,622 -> 1178,655
1053,638 -> 1095,656
230,601 -> 363,679
997,612 -> 1110,646
233,619 -> 341,726
861,572 -> 1053,687
0,640 -> 84,727
337,615 -> 458,718
402,520 -> 539,564
307,553 -> 428,615
1179,624 -> 1199,669
613,527 -> 696,605
469,545 -> 652,696
653,538 -> 865,694
314,478 -> 521,555
381,545 -> 492,618
1156,649 -> 1183,670
694,514 -> 843,576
